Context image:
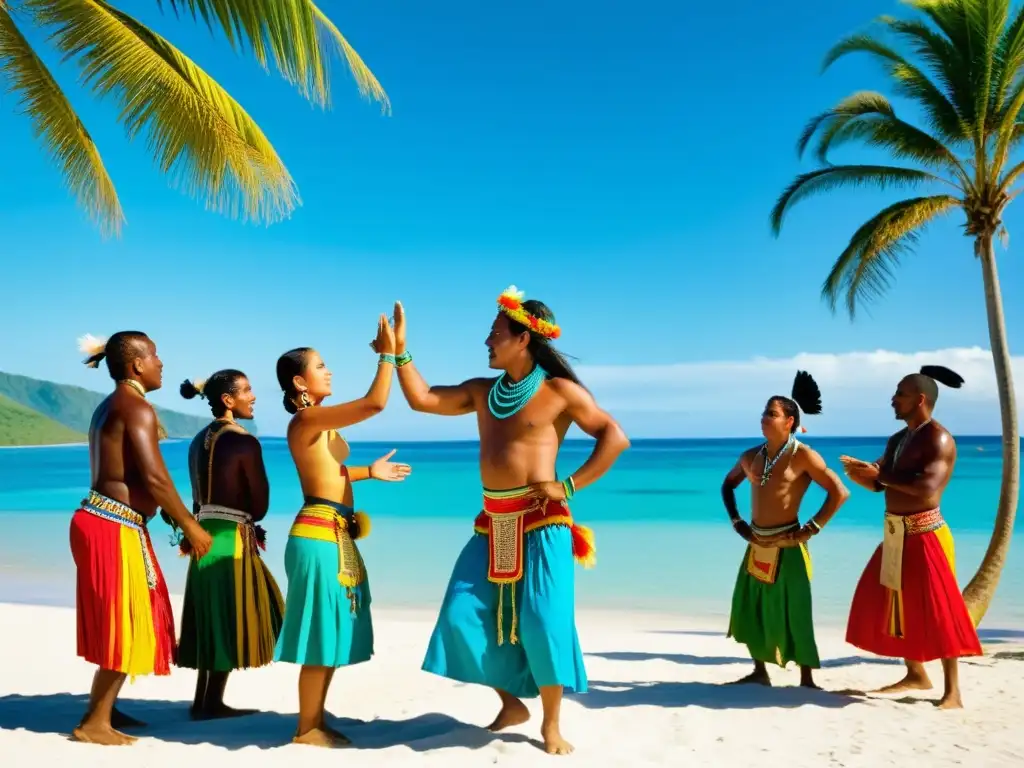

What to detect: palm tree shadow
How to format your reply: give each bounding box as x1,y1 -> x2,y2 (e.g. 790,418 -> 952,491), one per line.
0,694 -> 536,752
571,680 -> 858,710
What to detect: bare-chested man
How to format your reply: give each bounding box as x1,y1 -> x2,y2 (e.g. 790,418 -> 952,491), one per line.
176,370 -> 284,720
722,371 -> 849,688
394,287 -> 630,756
272,314 -> 412,748
71,332 -> 211,745
840,365 -> 982,709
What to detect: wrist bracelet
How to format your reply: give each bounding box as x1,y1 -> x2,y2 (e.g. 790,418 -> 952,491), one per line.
396,351 -> 412,367
562,475 -> 576,500
807,518 -> 822,534
730,516 -> 742,528
379,353 -> 396,367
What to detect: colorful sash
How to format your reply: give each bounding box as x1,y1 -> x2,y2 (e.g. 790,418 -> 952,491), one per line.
880,508 -> 944,592
472,487 -> 596,645
289,497 -> 370,613
196,504 -> 267,556
746,522 -> 800,585
81,490 -> 157,590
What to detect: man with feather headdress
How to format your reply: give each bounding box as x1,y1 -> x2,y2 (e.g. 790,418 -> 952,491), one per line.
69,332 -> 211,746
840,366 -> 982,709
721,371 -> 850,688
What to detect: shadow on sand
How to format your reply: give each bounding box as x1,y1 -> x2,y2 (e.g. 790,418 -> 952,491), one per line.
570,680 -> 858,710
0,694 -> 537,752
587,650 -> 902,669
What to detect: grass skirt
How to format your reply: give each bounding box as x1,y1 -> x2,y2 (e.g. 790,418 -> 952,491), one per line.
177,519 -> 285,672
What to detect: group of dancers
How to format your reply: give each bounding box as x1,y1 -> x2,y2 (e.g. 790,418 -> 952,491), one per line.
721,366 -> 982,709
65,284 -> 983,755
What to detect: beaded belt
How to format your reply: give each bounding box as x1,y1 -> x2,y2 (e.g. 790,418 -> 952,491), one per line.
895,508 -> 945,536
195,504 -> 267,555
81,490 -> 157,590
751,521 -> 799,537
289,501 -> 369,612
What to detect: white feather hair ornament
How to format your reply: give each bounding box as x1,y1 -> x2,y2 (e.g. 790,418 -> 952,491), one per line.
77,334 -> 108,367
192,378 -> 208,396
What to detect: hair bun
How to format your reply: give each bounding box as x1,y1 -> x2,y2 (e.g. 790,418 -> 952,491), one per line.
179,379 -> 206,400
920,365 -> 964,389
283,392 -> 298,414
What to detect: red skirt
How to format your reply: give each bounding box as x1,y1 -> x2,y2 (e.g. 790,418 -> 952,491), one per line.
70,509 -> 176,676
845,526 -> 982,661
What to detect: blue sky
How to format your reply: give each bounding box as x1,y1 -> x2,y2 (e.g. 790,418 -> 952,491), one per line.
1,0 -> 1021,439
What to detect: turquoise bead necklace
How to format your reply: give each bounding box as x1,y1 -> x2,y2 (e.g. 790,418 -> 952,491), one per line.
488,365 -> 548,419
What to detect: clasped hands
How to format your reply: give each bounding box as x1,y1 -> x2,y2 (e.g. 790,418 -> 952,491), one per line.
839,454 -> 880,484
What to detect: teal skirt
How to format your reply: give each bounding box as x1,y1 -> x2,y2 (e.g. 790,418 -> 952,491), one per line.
273,535 -> 373,668
422,524 -> 587,699
727,544 -> 820,668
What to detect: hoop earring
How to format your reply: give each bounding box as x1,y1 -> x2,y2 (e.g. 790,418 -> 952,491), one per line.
299,392 -> 312,409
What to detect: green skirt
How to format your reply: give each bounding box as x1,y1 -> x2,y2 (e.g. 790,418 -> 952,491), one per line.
727,544 -> 820,669
177,519 -> 285,672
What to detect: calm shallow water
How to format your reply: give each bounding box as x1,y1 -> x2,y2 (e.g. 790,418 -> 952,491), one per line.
1,436 -> 1021,628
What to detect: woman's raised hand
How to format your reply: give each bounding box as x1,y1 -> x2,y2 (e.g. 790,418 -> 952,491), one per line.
371,312 -> 396,355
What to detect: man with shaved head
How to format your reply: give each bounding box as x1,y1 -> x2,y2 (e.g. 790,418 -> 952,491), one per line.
70,332 -> 211,745
839,366 -> 982,709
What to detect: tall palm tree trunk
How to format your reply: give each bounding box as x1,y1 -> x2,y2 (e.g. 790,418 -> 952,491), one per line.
961,233 -> 1020,625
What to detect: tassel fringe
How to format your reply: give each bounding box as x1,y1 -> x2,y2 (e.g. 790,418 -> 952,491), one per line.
571,523 -> 597,568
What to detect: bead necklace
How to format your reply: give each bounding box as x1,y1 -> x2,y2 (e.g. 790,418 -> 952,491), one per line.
487,365 -> 547,419
759,434 -> 796,487
119,379 -> 146,398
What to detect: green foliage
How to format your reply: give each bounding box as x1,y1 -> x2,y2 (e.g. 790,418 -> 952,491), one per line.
0,371 -> 258,439
0,393 -> 86,446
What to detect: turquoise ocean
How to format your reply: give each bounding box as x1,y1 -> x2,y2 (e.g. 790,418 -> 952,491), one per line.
1,436 -> 1021,629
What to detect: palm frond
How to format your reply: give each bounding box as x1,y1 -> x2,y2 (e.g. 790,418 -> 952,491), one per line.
157,0 -> 389,111
799,90 -> 970,182
0,5 -> 123,235
822,194 -> 960,317
30,0 -> 298,225
822,31 -> 967,142
770,164 -> 946,235
993,1 -> 1024,112
310,1 -> 390,114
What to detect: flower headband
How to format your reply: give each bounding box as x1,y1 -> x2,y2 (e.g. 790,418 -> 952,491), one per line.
496,285 -> 561,340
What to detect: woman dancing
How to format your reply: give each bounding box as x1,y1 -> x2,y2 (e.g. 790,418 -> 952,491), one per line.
273,314 -> 412,747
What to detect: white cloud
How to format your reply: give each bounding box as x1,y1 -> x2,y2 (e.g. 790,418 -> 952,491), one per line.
577,346 -> 1023,438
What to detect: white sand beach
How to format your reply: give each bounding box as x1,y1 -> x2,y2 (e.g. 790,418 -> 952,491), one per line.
0,598 -> 1022,767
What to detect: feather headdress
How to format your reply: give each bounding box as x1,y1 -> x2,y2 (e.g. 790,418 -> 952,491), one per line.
77,334 -> 108,368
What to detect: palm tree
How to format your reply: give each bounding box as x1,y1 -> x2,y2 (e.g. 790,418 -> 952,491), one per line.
770,0 -> 1019,625
0,0 -> 389,236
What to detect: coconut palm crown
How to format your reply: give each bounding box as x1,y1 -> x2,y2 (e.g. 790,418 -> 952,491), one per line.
0,0 -> 389,236
770,0 -> 1019,624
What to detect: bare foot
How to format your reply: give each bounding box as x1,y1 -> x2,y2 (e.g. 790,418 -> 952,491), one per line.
800,668 -> 821,689
292,727 -> 350,748
111,708 -> 146,729
541,723 -> 574,755
71,724 -> 138,746
870,673 -> 933,694
726,669 -> 772,686
936,692 -> 964,710
320,721 -> 352,745
486,696 -> 530,731
190,704 -> 259,721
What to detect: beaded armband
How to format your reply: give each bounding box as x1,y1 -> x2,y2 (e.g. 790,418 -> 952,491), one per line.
379,353 -> 396,366
396,351 -> 412,367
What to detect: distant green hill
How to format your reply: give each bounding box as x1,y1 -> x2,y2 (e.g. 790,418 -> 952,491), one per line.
0,371 -> 257,443
0,393 -> 87,445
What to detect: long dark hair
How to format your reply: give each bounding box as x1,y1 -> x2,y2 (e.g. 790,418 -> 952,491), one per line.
276,348 -> 313,414
506,299 -> 583,386
180,369 -> 246,418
